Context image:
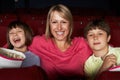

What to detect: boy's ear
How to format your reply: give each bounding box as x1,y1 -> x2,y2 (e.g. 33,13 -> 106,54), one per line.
107,35 -> 111,42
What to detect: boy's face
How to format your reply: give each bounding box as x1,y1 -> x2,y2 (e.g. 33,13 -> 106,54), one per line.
9,27 -> 26,49
86,28 -> 111,51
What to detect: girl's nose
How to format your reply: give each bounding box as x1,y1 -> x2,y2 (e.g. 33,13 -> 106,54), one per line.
13,33 -> 17,36
94,35 -> 98,40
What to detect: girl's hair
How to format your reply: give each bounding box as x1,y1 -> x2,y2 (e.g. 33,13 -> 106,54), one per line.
7,20 -> 34,49
45,4 -> 73,43
84,19 -> 110,38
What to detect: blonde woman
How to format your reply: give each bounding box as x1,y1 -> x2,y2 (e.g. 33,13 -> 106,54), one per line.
29,4 -> 92,80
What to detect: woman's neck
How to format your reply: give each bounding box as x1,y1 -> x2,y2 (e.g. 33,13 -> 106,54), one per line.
53,39 -> 71,52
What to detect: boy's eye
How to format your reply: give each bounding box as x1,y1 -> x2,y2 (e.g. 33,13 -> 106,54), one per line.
62,21 -> 67,23
98,33 -> 103,35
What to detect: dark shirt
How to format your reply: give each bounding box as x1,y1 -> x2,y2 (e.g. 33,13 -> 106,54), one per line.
21,51 -> 40,67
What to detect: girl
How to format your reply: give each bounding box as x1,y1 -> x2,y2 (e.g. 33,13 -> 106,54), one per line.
7,20 -> 40,67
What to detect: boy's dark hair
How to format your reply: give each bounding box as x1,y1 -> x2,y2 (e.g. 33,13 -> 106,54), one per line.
84,19 -> 110,38
7,20 -> 34,49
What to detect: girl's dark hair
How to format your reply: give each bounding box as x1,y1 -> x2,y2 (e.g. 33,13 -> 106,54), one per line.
84,19 -> 110,38
7,20 -> 34,49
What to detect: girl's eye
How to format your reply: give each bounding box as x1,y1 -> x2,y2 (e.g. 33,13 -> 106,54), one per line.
18,30 -> 22,32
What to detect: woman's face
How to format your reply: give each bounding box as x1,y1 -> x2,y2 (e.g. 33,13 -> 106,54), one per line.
9,27 -> 26,49
50,11 -> 70,42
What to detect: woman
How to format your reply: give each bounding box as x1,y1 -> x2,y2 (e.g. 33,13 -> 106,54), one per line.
29,4 -> 92,80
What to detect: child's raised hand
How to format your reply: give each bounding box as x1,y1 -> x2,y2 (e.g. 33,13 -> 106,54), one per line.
99,54 -> 117,73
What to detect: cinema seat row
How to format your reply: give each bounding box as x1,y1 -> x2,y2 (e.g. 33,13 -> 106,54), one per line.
0,13 -> 120,47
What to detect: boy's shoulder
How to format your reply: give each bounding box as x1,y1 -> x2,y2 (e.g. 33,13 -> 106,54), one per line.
109,46 -> 120,51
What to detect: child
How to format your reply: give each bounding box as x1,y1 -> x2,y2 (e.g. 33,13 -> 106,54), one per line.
6,20 -> 40,67
84,19 -> 120,80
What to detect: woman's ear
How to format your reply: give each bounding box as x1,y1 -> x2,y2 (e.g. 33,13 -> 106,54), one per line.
107,35 -> 111,42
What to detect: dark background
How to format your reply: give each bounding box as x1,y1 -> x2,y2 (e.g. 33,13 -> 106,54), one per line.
0,0 -> 120,16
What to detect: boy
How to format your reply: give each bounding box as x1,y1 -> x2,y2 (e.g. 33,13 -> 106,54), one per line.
84,19 -> 120,80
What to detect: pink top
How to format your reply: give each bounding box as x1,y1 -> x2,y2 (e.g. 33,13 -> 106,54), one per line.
29,35 -> 92,79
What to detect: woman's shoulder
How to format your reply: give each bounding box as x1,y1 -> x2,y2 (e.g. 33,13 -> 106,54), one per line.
32,34 -> 47,42
73,36 -> 85,40
72,36 -> 87,44
71,36 -> 91,50
33,34 -> 45,39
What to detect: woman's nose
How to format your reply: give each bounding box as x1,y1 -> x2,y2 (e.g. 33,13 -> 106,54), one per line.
57,23 -> 62,30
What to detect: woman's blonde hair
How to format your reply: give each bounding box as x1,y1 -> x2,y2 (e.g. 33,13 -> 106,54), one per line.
45,4 -> 73,43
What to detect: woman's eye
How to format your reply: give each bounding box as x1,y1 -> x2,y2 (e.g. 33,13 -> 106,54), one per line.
51,21 -> 57,24
62,21 -> 68,24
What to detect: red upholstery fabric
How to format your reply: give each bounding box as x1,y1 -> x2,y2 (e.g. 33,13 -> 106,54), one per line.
1,15 -> 120,47
109,22 -> 120,47
0,26 -> 7,47
0,14 -> 120,47
0,66 -> 47,80
95,71 -> 120,80
0,13 -> 17,26
0,12 -> 120,80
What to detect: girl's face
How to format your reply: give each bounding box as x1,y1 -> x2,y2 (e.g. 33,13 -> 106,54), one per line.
50,11 -> 70,42
86,28 -> 111,51
9,27 -> 26,49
